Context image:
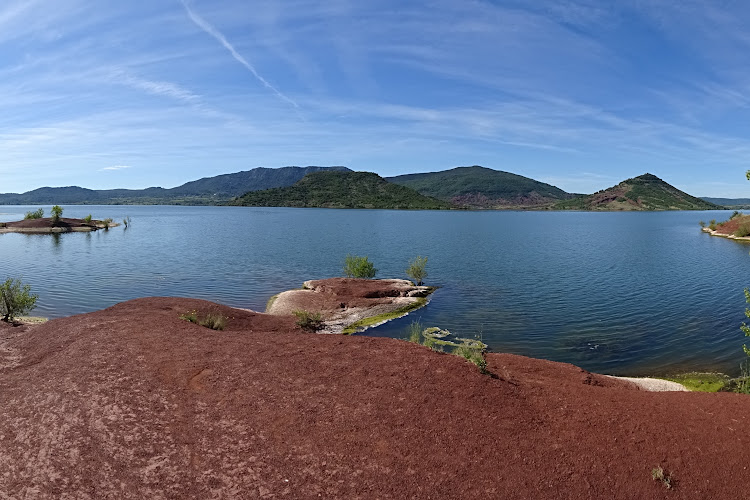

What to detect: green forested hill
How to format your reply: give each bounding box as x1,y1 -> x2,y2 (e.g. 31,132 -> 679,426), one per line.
232,171 -> 452,209
387,166 -> 573,208
555,173 -> 721,211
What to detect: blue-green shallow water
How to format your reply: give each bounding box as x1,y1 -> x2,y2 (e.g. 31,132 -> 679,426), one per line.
1,205 -> 747,376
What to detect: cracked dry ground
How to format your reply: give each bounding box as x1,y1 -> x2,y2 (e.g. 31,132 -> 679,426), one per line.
2,297 -> 750,499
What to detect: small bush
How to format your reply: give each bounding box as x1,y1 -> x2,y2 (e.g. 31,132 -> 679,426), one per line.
698,221 -> 706,228
406,256 -> 428,286
179,310 -> 227,330
731,210 -> 742,219
103,218 -> 113,229
709,219 -> 717,230
50,205 -> 63,225
0,277 -> 39,323
293,310 -> 324,331
123,216 -> 131,228
343,254 -> 377,278
24,208 -> 44,220
201,313 -> 226,330
735,223 -> 750,237
83,214 -> 92,224
454,342 -> 488,374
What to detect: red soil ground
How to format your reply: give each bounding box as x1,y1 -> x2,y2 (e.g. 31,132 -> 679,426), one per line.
3,217 -> 99,229
2,295 -> 750,498
708,214 -> 750,236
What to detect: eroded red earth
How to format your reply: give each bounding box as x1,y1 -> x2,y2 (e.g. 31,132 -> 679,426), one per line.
2,293 -> 750,498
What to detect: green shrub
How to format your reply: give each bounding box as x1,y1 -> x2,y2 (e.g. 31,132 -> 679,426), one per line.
123,216 -> 131,229
406,256 -> 428,285
293,310 -> 324,331
201,313 -> 226,330
698,221 -> 706,228
734,223 -> 750,237
343,254 -> 377,278
419,326 -> 489,373
0,277 -> 39,323
83,214 -> 92,224
731,210 -> 742,219
103,218 -> 113,229
454,343 -> 488,374
179,310 -> 227,330
24,208 -> 44,220
709,219 -> 717,230
50,205 -> 63,225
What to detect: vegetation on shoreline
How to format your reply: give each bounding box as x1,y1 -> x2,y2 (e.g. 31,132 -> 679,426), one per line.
406,322 -> 489,373
342,297 -> 430,334
0,277 -> 39,324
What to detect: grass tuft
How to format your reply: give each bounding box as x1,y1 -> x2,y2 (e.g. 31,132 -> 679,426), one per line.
293,310 -> 324,331
179,310 -> 227,330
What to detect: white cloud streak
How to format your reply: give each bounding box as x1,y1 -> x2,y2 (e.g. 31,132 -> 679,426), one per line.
180,0 -> 299,109
99,165 -> 131,171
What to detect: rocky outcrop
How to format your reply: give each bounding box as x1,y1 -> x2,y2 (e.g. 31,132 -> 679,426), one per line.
266,278 -> 435,334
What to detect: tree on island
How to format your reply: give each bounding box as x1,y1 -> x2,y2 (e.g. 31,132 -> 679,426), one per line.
0,277 -> 39,323
343,255 -> 377,278
406,256 -> 428,286
50,205 -> 63,226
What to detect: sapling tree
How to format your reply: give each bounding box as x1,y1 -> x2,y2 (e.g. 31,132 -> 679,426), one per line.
50,205 -> 63,225
406,256 -> 428,285
0,277 -> 39,323
343,255 -> 377,278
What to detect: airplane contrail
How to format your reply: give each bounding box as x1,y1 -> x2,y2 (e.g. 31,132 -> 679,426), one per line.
181,0 -> 299,109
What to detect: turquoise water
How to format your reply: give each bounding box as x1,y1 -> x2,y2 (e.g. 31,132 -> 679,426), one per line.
1,205 -> 747,376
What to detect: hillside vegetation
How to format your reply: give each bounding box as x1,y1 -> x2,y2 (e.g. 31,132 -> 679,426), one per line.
387,165 -> 573,208
0,166 -> 350,205
232,171 -> 452,209
555,173 -> 721,211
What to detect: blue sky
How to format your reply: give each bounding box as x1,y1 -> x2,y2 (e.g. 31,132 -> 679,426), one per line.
3,0 -> 750,197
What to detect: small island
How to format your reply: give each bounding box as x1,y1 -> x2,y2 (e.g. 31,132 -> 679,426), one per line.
0,217 -> 118,234
0,206 -> 119,234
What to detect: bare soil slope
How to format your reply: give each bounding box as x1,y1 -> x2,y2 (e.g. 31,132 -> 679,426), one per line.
2,297 -> 750,499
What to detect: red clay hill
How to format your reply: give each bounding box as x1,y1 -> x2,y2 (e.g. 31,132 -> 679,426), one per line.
2,280 -> 750,498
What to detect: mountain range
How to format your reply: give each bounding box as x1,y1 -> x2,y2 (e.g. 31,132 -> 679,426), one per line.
0,165 -> 729,211
0,166 -> 350,205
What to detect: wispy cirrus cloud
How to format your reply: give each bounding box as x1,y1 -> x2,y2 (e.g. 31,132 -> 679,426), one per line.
180,0 -> 298,109
99,165 -> 131,171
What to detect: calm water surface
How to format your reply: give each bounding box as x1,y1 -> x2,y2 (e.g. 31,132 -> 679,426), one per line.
1,205 -> 747,376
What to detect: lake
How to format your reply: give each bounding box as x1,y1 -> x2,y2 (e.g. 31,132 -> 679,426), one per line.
1,205 -> 747,376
